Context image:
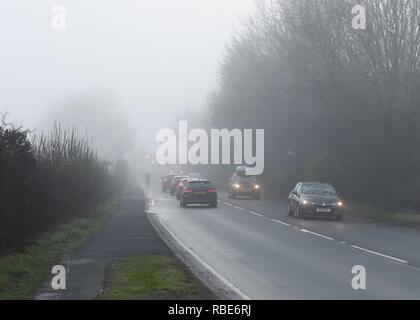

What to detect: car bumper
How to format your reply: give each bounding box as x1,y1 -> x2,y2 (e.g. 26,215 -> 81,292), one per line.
182,194 -> 217,204
299,206 -> 343,218
232,188 -> 260,195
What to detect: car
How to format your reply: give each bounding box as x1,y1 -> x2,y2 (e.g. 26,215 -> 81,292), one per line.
180,180 -> 217,208
228,166 -> 261,199
170,176 -> 189,195
189,172 -> 202,179
161,174 -> 176,192
176,177 -> 191,200
288,182 -> 344,220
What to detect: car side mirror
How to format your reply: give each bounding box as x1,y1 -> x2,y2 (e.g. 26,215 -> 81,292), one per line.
292,191 -> 297,196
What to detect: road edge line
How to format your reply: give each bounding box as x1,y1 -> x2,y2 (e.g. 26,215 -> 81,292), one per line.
147,211 -> 251,300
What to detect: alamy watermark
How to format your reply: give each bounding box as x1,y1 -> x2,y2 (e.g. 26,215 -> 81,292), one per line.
351,265 -> 367,290
352,4 -> 366,30
155,121 -> 264,176
51,5 -> 67,30
51,265 -> 66,290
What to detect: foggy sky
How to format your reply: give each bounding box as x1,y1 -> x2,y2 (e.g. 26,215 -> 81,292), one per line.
0,0 -> 255,150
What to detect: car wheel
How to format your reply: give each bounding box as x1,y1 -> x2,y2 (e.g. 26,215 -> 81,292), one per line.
180,200 -> 187,208
254,194 -> 260,200
336,214 -> 343,221
296,205 -> 303,219
231,193 -> 236,199
210,201 -> 217,208
287,203 -> 293,216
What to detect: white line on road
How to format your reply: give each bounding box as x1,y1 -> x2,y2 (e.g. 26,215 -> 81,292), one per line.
300,229 -> 334,241
221,196 -> 409,265
157,217 -> 251,300
250,211 -> 264,217
350,245 -> 408,264
270,218 -> 291,227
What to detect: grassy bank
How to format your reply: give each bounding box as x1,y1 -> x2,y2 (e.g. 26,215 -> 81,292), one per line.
102,256 -> 213,300
0,201 -> 117,300
347,203 -> 420,229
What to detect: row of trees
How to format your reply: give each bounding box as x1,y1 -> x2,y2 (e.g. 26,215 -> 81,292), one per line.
205,0 -> 420,210
0,118 -> 121,252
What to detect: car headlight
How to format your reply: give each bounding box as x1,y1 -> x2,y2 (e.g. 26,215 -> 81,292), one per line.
254,184 -> 260,189
234,184 -> 241,189
336,201 -> 343,207
302,200 -> 309,205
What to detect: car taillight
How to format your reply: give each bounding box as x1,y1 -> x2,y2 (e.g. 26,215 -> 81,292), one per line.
208,189 -> 217,193
184,189 -> 193,193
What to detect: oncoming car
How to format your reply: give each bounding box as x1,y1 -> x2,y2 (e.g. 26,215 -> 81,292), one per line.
288,182 -> 344,221
228,166 -> 261,200
180,180 -> 217,208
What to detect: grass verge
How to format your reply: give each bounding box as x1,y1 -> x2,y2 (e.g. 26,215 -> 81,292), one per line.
0,201 -> 117,300
347,203 -> 420,229
102,256 -> 211,300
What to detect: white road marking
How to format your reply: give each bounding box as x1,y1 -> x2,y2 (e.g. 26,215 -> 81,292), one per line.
300,229 -> 334,241
157,217 -> 251,300
250,211 -> 264,217
218,195 -> 409,265
350,245 -> 408,264
270,218 -> 291,227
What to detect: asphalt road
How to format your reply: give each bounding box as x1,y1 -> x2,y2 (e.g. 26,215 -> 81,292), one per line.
149,183 -> 420,299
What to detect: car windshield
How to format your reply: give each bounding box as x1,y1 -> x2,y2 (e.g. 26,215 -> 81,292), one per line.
301,183 -> 336,195
235,175 -> 257,183
187,181 -> 215,189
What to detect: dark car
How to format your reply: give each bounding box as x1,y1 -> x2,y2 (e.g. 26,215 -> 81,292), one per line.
180,180 -> 217,208
170,176 -> 189,195
161,174 -> 176,192
228,166 -> 260,199
288,182 -> 343,220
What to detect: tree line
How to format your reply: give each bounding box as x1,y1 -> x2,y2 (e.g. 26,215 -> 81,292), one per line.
0,118 -> 124,253
204,0 -> 420,211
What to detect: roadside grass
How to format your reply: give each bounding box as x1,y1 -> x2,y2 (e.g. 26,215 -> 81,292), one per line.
348,203 -> 420,229
0,201 -> 117,300
102,256 -> 206,300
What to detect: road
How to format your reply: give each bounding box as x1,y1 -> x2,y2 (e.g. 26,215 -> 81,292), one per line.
148,181 -> 420,300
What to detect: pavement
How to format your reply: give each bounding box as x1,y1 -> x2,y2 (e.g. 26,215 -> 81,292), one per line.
148,181 -> 420,300
34,195 -> 171,300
